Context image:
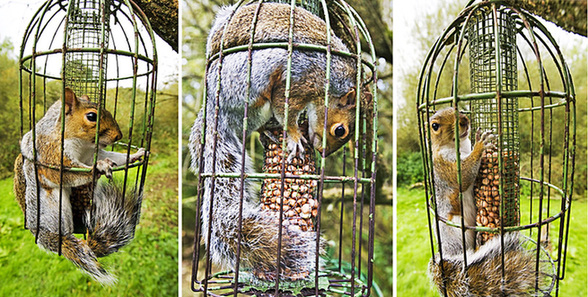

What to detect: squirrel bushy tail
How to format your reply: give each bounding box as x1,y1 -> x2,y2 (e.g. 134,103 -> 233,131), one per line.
37,229 -> 116,285
429,233 -> 547,297
28,182 -> 141,285
84,182 -> 142,257
190,115 -> 319,281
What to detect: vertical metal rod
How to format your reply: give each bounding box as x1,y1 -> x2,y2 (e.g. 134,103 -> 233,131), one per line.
191,63 -> 208,292
366,54 -> 379,297
560,99 -> 576,282
490,5 -> 508,291
89,0 -> 109,226
190,0 -> 221,286
129,0 -> 159,225
233,1 -> 263,295
511,8 -> 546,293
315,0 -> 332,294
57,0 -> 77,257
418,31 -> 448,296
198,1 -> 243,292
29,0 -> 54,249
274,0 -> 297,293
334,1 -> 364,294
450,6 -> 476,275
338,146 -> 347,272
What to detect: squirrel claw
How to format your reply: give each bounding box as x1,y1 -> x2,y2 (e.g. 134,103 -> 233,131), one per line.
96,159 -> 116,179
262,130 -> 281,144
477,129 -> 496,150
129,148 -> 147,163
286,137 -> 306,163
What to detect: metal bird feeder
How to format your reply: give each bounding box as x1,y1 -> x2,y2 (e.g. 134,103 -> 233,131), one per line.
190,0 -> 378,296
417,1 -> 575,296
19,0 -> 157,244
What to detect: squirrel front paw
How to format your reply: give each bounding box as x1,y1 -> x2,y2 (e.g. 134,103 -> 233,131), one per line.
286,134 -> 307,162
129,148 -> 147,163
96,159 -> 116,179
476,128 -> 496,150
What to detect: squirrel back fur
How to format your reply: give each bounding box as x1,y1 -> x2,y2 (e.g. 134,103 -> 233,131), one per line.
189,3 -> 363,280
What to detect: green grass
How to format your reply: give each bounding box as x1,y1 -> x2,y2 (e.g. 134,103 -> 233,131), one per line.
0,151 -> 178,296
397,186 -> 587,296
396,187 -> 438,296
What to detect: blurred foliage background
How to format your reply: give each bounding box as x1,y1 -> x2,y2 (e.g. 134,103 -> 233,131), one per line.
181,0 -> 392,295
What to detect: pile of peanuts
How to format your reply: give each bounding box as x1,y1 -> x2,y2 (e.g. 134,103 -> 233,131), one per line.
71,185 -> 92,215
71,184 -> 93,232
474,147 -> 520,244
260,127 -> 318,232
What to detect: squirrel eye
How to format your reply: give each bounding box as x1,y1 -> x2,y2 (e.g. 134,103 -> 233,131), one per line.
86,112 -> 97,122
334,125 -> 346,138
432,123 -> 440,131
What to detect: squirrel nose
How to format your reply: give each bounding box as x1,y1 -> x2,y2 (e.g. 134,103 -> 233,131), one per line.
114,130 -> 122,142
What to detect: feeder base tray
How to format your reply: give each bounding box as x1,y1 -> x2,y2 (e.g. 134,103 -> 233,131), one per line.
193,269 -> 369,296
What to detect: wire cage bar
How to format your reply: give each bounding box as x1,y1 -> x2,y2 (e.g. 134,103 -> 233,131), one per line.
189,0 -> 378,296
416,1 -> 575,296
18,0 -> 157,256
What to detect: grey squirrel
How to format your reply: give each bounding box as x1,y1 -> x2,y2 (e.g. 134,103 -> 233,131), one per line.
13,88 -> 146,285
189,3 -> 367,280
428,107 -> 545,296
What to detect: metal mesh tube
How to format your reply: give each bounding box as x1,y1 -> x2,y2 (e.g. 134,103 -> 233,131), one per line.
467,7 -> 520,244
65,0 -> 110,101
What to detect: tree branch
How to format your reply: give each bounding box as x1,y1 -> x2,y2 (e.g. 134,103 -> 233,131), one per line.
134,0 -> 179,51
503,0 -> 587,37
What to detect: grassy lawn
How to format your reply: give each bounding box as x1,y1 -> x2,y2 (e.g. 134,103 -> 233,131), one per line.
397,186 -> 587,296
0,151 -> 178,296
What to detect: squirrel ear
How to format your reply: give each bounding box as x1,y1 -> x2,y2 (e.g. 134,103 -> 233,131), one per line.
63,87 -> 79,114
339,89 -> 357,108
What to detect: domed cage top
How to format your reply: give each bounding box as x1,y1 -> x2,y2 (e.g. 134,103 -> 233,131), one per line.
190,0 -> 379,296
18,0 -> 157,244
416,1 -> 575,296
